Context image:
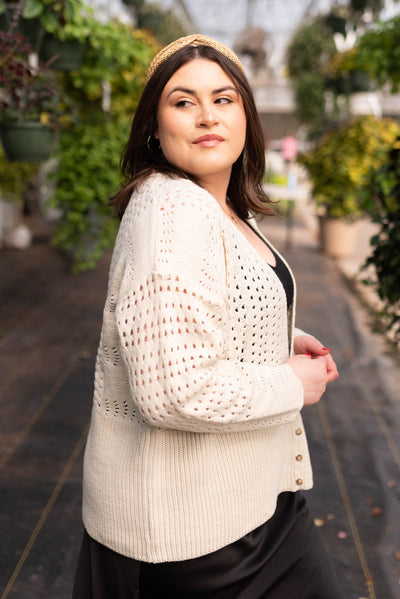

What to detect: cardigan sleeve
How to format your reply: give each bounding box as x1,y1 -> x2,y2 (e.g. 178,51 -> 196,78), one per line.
114,178 -> 304,434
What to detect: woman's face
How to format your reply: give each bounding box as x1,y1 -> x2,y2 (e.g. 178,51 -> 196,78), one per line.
155,58 -> 247,185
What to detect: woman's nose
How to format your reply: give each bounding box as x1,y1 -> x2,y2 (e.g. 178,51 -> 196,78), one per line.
198,104 -> 218,127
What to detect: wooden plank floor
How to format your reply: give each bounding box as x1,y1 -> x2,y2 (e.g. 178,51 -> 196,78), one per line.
1,217 -> 400,598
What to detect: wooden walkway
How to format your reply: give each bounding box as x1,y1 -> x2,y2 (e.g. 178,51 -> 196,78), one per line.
1,217 -> 400,598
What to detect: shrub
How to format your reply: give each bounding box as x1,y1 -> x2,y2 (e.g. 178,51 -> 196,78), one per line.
298,116 -> 400,218
48,24 -> 158,271
0,146 -> 39,202
48,119 -> 126,272
360,140 -> 400,340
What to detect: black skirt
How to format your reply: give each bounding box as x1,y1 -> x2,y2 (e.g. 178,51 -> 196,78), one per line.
72,492 -> 344,599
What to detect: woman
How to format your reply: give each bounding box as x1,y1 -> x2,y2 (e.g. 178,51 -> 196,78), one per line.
73,34 -> 342,598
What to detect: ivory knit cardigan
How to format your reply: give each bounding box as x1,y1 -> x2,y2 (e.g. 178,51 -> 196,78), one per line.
82,173 -> 313,563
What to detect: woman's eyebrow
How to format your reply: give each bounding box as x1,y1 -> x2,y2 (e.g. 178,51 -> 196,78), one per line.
166,85 -> 238,99
212,86 -> 238,95
167,86 -> 195,98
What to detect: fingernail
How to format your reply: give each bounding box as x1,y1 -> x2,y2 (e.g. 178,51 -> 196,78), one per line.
306,353 -> 312,356
322,347 -> 331,351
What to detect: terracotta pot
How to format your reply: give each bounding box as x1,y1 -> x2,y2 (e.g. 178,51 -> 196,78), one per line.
319,217 -> 358,258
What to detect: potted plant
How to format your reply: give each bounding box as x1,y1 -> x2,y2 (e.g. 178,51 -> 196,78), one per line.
0,0 -> 44,51
298,115 -> 400,257
0,29 -> 60,161
0,145 -> 39,246
36,0 -> 92,70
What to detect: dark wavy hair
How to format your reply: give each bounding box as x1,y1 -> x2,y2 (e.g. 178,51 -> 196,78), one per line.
109,44 -> 274,219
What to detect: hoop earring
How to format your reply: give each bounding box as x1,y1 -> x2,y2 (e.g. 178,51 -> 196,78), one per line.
146,135 -> 160,152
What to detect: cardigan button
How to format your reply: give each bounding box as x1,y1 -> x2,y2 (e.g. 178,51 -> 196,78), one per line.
296,478 -> 303,486
296,454 -> 303,462
295,428 -> 302,436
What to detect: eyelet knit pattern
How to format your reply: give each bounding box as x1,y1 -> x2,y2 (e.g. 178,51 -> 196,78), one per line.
83,173 -> 313,563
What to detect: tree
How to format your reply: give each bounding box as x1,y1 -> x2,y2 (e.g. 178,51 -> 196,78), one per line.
287,18 -> 337,137
286,0 -> 386,138
353,16 -> 400,92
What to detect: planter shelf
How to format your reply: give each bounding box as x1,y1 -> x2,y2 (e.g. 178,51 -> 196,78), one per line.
0,122 -> 57,162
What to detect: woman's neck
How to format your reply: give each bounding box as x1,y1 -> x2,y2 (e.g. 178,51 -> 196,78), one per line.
196,171 -> 231,208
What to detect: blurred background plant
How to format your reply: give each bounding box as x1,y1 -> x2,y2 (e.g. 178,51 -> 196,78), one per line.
0,1 -> 60,125
121,0 -> 187,45
47,121 -> 127,272
1,0 -> 400,290
0,31 -> 60,125
359,139 -> 400,341
286,0 -> 400,338
0,0 -> 160,268
0,0 -> 44,50
47,23 -> 158,271
287,17 -> 337,138
352,15 -> 400,93
0,145 -> 38,202
298,115 -> 400,219
33,0 -> 92,42
287,0 -> 383,140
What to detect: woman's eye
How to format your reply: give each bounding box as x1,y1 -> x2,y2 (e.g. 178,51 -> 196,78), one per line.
175,100 -> 193,107
216,97 -> 233,105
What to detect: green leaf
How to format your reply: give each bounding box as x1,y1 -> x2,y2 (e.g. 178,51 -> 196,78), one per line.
22,0 -> 44,18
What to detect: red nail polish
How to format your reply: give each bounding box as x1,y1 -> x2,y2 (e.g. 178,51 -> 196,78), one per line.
322,347 -> 331,351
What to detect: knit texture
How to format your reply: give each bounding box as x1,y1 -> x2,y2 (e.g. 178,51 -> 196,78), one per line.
82,173 -> 313,562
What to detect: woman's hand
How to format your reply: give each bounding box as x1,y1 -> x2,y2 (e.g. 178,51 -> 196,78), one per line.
294,335 -> 338,383
287,335 -> 339,406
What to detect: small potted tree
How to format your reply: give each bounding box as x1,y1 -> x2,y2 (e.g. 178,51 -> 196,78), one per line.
0,29 -> 60,161
299,115 -> 400,257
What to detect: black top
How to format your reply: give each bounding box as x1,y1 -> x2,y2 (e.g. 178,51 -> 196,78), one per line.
247,222 -> 294,310
268,245 -> 294,310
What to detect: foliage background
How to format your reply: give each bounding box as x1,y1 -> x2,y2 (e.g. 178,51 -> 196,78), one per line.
360,142 -> 400,340
48,21 -> 158,271
0,0 -> 163,269
298,116 -> 400,218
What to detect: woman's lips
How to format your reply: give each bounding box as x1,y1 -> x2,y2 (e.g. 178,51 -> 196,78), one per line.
192,134 -> 225,147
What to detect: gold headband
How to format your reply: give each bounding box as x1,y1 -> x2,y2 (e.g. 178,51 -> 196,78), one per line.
146,34 -> 245,83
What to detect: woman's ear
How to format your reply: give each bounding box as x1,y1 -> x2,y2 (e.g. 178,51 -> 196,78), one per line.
153,130 -> 159,140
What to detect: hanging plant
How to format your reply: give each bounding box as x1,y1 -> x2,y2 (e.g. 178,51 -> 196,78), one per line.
45,22 -> 158,271
0,22 -> 61,160
0,0 -> 45,50
48,119 -> 126,272
21,0 -> 94,70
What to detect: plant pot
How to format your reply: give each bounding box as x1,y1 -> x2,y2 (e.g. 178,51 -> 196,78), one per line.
319,216 -> 358,258
0,4 -> 44,51
0,122 -> 57,162
39,35 -> 86,70
0,198 -> 18,247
